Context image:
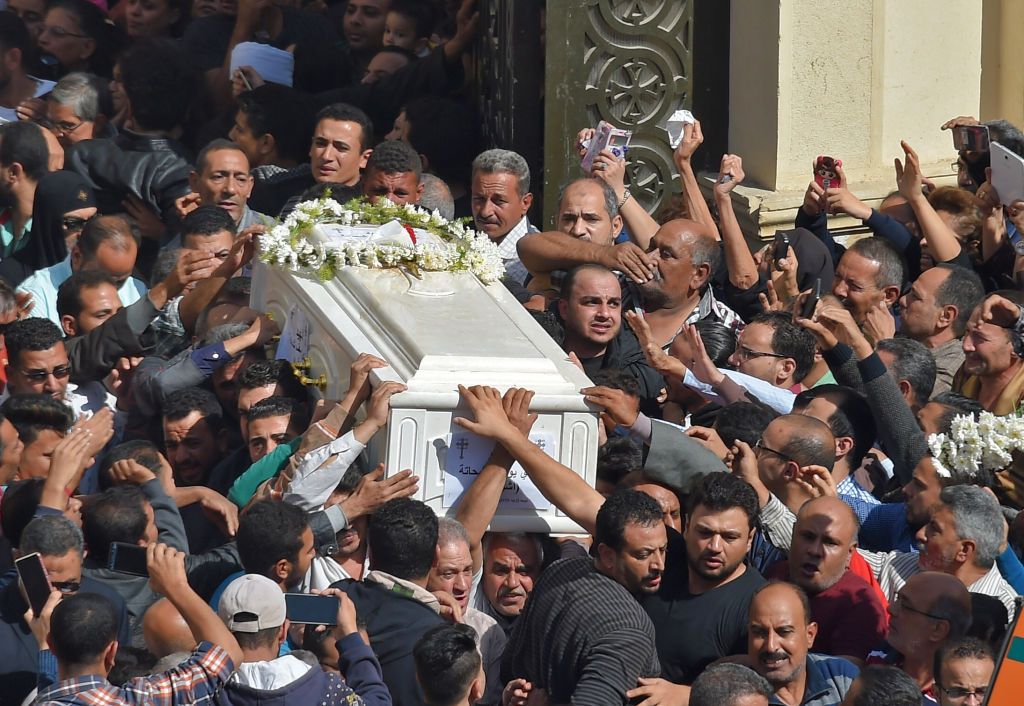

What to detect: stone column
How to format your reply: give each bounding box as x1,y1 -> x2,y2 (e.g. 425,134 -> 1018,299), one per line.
719,0 -> 984,239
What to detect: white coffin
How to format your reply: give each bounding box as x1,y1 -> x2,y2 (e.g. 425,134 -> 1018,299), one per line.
250,258 -> 598,533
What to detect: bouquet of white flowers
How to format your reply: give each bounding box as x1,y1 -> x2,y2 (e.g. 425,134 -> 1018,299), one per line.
927,410 -> 1024,478
258,195 -> 506,284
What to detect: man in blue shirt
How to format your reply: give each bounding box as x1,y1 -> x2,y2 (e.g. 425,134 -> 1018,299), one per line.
747,581 -> 858,706
18,214 -> 148,329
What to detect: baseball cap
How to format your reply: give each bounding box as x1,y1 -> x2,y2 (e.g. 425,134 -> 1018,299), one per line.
218,574 -> 286,633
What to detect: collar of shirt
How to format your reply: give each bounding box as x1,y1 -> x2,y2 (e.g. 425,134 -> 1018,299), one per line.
768,654 -> 847,706
365,569 -> 441,612
493,216 -> 532,260
37,675 -> 110,701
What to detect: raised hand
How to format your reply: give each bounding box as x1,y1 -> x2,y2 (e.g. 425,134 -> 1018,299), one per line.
862,301 -> 896,344
672,119 -> 703,166
686,426 -> 730,460
502,388 -> 538,436
107,459 -> 157,486
601,242 -> 656,284
802,180 -> 826,217
363,381 -> 407,429
668,324 -> 723,386
167,250 -> 220,297
979,293 -> 1022,328
346,353 -> 389,405
199,490 -> 240,536
894,140 -> 926,202
714,154 -> 744,196
147,542 -> 187,597
592,148 -> 627,195
342,464 -> 419,520
794,465 -> 838,498
453,385 -> 518,442
625,311 -> 686,380
174,192 -> 203,219
581,385 -> 639,427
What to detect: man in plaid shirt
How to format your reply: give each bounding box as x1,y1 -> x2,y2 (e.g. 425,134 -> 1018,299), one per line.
35,543 -> 242,706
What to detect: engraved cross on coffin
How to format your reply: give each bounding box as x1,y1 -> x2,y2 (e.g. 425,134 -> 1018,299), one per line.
252,220 -> 599,533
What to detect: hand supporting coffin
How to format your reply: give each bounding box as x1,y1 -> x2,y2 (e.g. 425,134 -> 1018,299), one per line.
454,385 -> 604,535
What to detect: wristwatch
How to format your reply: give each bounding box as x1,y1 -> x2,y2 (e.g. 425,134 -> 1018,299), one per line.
618,189 -> 632,208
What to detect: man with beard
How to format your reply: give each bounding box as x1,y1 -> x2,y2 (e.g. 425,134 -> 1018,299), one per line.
861,485 -> 1017,618
766,497 -> 887,662
427,518 -> 506,706
747,582 -> 858,706
209,499 -> 315,613
865,572 -> 971,702
558,264 -> 664,411
0,120 -> 48,258
500,490 -> 663,705
954,293 -> 1024,414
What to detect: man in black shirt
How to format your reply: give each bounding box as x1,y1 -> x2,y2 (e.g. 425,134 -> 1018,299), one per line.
500,489 -> 663,705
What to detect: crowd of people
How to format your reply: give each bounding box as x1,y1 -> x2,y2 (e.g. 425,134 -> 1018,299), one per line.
0,0 -> 1021,705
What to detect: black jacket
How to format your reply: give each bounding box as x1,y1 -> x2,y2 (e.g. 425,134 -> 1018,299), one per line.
65,130 -> 192,223
330,577 -> 444,706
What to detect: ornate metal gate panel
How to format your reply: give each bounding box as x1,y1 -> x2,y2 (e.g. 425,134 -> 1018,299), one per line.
543,0 -> 693,225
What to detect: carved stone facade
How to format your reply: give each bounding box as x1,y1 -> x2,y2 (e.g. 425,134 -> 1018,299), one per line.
544,0 -> 693,223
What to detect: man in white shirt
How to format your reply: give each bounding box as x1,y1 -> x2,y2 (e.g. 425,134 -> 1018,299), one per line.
18,213 -> 148,327
470,148 -> 536,285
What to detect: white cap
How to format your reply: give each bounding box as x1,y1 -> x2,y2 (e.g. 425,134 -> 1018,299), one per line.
217,574 -> 286,633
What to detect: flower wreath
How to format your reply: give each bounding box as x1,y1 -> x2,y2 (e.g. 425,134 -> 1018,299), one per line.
927,411 -> 1024,479
258,195 -> 506,284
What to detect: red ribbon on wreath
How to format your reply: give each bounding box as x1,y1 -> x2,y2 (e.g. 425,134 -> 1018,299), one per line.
402,224 -> 417,245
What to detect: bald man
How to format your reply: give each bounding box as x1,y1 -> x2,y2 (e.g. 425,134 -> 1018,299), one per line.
866,572 -> 972,702
754,415 -> 837,514
143,598 -> 197,659
747,582 -> 858,706
767,497 -> 888,662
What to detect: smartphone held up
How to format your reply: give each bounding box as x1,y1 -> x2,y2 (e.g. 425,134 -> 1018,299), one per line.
814,156 -> 842,190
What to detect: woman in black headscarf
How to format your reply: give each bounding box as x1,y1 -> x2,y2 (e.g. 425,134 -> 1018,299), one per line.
0,171 -> 96,287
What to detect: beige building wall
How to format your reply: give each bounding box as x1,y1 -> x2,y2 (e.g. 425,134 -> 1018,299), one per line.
981,0 -> 1024,125
724,0 -> 984,238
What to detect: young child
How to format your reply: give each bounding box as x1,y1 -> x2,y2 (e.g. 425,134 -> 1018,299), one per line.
383,0 -> 435,57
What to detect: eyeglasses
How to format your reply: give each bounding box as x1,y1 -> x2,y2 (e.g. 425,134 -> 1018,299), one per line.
734,344 -> 787,362
51,579 -> 80,594
62,216 -> 88,232
20,365 -> 71,382
894,594 -> 948,622
40,25 -> 89,39
51,120 -> 86,136
941,685 -> 988,702
754,438 -> 795,465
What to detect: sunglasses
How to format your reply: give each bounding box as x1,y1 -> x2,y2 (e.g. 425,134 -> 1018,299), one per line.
20,365 -> 71,382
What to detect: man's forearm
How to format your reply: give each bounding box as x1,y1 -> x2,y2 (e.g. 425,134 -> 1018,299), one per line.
516,232 -> 610,274
454,447 -> 515,552
499,430 -> 602,534
678,161 -> 720,239
715,191 -> 757,289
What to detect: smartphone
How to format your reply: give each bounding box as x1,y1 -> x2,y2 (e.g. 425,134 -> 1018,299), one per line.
801,278 -> 822,319
15,552 -> 51,617
108,542 -> 149,577
773,232 -> 790,265
814,156 -> 842,190
952,124 -> 990,153
285,593 -> 338,625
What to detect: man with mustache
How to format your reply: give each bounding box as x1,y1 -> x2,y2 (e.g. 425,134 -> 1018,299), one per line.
766,497 -> 887,663
830,237 -> 905,328
471,148 -> 536,286
747,581 -> 858,706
